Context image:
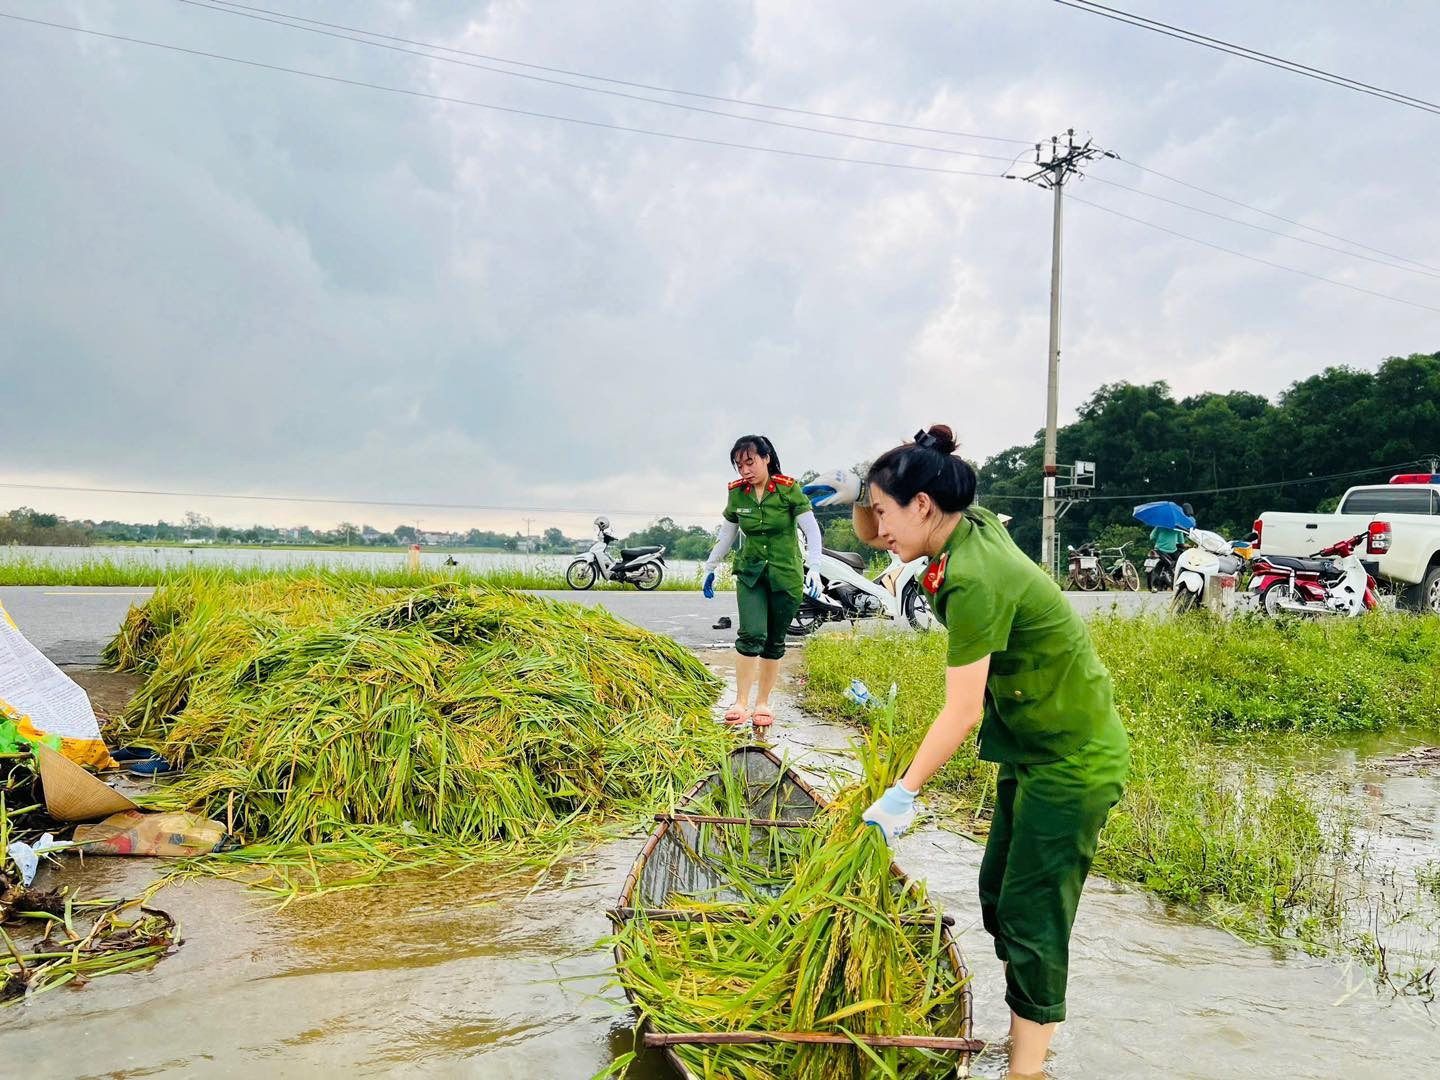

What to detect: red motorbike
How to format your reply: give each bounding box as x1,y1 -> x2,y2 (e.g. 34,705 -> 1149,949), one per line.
1247,530 -> 1380,617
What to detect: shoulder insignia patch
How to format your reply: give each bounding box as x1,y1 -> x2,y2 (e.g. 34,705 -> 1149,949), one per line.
772,474 -> 796,486
728,478 -> 748,491
921,552 -> 949,595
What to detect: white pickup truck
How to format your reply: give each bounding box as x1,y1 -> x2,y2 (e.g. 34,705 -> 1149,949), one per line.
1254,474 -> 1440,614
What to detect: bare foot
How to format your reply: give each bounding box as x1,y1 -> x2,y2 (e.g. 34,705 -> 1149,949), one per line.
751,704 -> 774,728
722,704 -> 751,726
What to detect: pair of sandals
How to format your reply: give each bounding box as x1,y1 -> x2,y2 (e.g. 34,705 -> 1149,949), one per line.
723,704 -> 773,729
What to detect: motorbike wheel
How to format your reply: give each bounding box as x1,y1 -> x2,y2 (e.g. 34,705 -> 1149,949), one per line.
1261,581 -> 1301,617
788,600 -> 827,637
1148,565 -> 1172,592
1120,562 -> 1141,591
632,562 -> 664,591
901,582 -> 935,631
565,559 -> 597,590
1170,588 -> 1199,614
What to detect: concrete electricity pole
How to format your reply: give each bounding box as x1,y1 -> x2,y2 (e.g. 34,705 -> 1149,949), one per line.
1013,130 -> 1111,574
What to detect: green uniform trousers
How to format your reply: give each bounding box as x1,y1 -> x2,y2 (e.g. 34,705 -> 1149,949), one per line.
978,730 -> 1129,1025
734,567 -> 802,660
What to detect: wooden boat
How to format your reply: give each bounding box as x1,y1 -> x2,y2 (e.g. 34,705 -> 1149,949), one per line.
611,744 -> 980,1078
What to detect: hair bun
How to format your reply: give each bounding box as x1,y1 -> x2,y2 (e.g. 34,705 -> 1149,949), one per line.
926,424 -> 958,455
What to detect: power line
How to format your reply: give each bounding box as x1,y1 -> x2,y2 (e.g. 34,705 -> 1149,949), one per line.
1116,160 -> 1440,276
0,12 -> 1005,180
175,0 -> 1018,166
981,458 -> 1431,502
1050,1 -> 1440,116
1085,175 -> 1440,282
0,479 -> 715,520
1066,194 -> 1440,315
200,0 -> 1035,146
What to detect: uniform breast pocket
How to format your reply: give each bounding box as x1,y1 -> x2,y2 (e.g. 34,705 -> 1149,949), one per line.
988,669 -> 1060,732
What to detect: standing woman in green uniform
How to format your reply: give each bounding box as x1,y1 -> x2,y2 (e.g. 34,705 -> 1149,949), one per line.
702,435 -> 823,729
852,425 -> 1129,1080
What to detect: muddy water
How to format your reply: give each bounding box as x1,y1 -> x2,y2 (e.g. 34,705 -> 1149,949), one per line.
3,660 -> 1436,1078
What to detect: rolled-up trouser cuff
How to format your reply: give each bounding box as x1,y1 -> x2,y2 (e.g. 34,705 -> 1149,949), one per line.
1005,990 -> 1066,1026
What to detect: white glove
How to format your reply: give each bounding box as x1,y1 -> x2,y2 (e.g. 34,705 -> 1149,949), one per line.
802,469 -> 861,508
804,566 -> 824,600
863,781 -> 919,844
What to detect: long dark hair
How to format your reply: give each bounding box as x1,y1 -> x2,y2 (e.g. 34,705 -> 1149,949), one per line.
730,435 -> 782,477
867,425 -> 976,512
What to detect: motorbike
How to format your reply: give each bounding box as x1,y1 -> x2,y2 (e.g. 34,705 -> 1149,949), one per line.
1143,548 -> 1177,592
789,545 -> 935,636
565,517 -> 666,590
1171,528 -> 1248,613
1247,531 -> 1379,617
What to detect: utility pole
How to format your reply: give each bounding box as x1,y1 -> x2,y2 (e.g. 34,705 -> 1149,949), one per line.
522,517 -> 535,551
1013,130 -> 1112,575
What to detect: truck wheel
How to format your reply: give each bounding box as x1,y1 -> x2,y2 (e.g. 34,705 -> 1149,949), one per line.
1418,565 -> 1440,616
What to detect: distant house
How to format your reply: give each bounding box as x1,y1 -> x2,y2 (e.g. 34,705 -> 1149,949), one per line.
418,530 -> 458,546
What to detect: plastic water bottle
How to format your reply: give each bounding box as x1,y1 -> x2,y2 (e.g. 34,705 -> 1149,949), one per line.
844,679 -> 872,708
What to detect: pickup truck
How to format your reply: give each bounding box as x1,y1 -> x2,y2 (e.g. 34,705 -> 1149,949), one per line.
1254,474 -> 1440,614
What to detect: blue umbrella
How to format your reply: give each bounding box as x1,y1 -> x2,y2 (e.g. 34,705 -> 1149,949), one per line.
1133,501 -> 1195,531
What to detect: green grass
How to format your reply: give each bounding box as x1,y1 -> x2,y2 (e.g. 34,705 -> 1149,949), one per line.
800,614 -> 1440,985
0,555 -> 728,591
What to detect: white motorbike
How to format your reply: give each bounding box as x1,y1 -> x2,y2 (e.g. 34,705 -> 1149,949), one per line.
1171,527 -> 1246,613
789,544 -> 936,635
565,517 -> 666,591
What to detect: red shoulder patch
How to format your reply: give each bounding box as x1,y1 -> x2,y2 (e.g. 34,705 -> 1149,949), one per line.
772,474 -> 796,486
728,478 -> 748,490
922,552 -> 949,595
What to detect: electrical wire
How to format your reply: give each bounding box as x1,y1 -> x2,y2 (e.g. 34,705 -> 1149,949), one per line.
173,0 -> 1018,165
1050,0 -> 1440,116
0,12 -> 1006,179
1084,175 -> 1440,282
199,0 -> 1035,145
1066,194 -> 1440,314
980,458 -> 1434,502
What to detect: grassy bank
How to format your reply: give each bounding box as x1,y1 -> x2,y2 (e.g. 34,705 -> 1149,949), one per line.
0,555 -> 725,591
801,615 -> 1440,991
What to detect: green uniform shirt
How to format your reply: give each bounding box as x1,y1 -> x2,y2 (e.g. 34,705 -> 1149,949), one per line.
722,476 -> 809,590
926,506 -> 1125,764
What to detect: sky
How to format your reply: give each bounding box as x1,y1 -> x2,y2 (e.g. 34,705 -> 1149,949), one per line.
2,0 -> 1437,537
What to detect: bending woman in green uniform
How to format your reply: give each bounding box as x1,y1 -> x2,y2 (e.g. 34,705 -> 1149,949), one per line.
851,425 -> 1129,1079
701,435 -> 823,730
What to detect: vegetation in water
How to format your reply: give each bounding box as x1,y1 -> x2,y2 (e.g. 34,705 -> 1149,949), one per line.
800,614 -> 1440,994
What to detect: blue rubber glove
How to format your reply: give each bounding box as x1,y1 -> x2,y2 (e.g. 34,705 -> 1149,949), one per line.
863,780 -> 919,844
802,468 -> 861,508
702,569 -> 718,599
804,566 -> 823,600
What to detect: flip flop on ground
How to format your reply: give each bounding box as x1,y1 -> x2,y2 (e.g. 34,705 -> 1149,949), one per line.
722,704 -> 751,726
751,705 -> 774,729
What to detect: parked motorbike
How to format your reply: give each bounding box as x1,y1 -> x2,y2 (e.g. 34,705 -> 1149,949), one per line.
1171,528 -> 1248,613
565,517 -> 666,590
789,546 -> 935,635
1248,531 -> 1379,617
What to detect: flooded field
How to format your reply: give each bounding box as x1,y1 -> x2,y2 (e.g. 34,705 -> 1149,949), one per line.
2,665 -> 1435,1079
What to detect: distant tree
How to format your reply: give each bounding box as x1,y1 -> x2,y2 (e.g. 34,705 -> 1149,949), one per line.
394,524 -> 418,543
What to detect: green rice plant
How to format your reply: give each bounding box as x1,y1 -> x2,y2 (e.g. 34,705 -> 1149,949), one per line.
799,614 -> 1440,987
102,578 -> 727,889
611,717 -> 970,1079
0,554 -> 727,591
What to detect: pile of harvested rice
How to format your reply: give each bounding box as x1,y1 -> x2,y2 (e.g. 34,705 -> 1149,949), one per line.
611,719 -> 971,1079
106,577 -> 726,851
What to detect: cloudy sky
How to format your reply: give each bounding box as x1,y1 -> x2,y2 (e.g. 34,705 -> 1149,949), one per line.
3,0 -> 1437,535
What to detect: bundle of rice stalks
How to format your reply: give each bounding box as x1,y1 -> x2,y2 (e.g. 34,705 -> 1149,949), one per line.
107,580 -> 726,854
610,718 -> 974,1079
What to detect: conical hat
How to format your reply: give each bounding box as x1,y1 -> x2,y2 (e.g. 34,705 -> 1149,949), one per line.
35,742 -> 140,822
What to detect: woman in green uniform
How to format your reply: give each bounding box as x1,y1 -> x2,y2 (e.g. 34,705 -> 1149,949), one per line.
852,425 -> 1129,1080
702,435 -> 823,729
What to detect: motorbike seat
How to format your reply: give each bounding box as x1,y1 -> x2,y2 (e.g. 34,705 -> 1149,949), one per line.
620,546 -> 663,559
823,548 -> 867,572
1260,554 -> 1338,575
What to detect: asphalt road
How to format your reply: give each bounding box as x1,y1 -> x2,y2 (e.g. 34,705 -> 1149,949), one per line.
0,585 -> 1165,666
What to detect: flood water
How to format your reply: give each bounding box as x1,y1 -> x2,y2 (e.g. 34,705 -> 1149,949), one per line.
3,660 -> 1436,1079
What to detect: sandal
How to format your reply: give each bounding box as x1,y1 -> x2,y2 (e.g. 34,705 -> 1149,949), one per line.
751,705 -> 775,729
722,704 -> 751,727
